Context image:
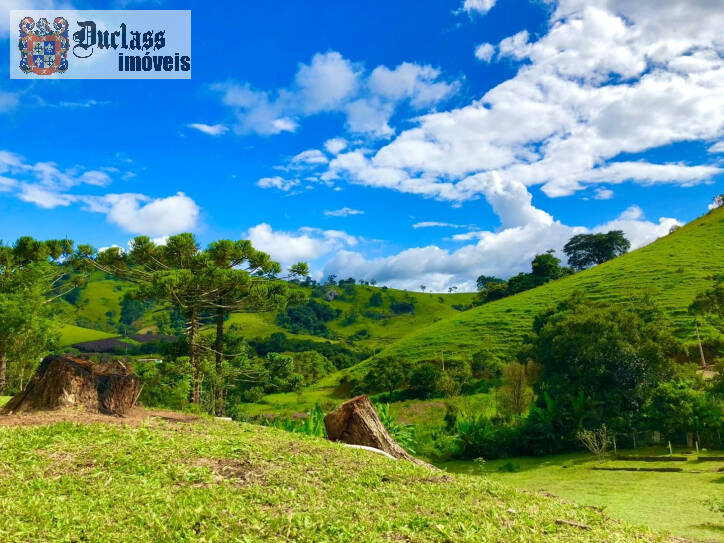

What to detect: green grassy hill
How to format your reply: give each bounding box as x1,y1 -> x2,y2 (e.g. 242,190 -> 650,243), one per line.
384,206 -> 724,363
253,207 -> 724,415
58,271 -> 476,351
0,416 -> 657,542
57,324 -> 117,346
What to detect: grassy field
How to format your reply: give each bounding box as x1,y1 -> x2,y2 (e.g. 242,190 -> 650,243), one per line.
384,206 -> 724,363
57,324 -> 117,346
76,276 -> 127,322
0,417 -> 658,542
323,287 -> 477,350
441,448 -> 724,541
0,397 -> 10,408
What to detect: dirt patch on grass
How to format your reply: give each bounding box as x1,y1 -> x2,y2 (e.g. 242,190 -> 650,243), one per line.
194,458 -> 266,487
0,406 -> 199,427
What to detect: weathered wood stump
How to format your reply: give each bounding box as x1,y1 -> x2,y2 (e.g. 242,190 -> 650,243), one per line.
324,395 -> 430,467
1,355 -> 140,416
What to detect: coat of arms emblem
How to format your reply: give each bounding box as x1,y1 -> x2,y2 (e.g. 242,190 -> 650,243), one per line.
18,17 -> 69,75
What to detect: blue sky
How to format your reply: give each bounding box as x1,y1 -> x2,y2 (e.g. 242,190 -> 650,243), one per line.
1,0 -> 722,291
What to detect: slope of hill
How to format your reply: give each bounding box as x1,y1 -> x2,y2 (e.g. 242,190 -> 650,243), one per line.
384,206 -> 724,363
0,415 -> 656,542
252,207 -> 724,414
58,271 -> 477,351
57,324 -> 117,346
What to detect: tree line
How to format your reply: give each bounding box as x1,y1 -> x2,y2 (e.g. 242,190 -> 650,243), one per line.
0,234 -> 310,417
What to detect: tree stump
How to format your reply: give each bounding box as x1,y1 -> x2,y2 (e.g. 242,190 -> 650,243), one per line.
324,395 -> 430,467
1,355 -> 140,416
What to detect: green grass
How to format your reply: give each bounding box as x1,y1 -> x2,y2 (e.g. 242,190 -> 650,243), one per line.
384,206 -> 724,363
0,418 -> 658,542
0,397 -> 10,408
223,312 -> 328,343
75,272 -> 130,323
223,286 -> 476,348
441,447 -> 724,541
324,287 -> 477,349
57,324 -> 117,346
389,393 -> 497,426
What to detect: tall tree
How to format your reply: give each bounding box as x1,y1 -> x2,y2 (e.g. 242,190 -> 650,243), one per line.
205,239 -> 308,414
476,275 -> 504,291
93,234 -> 307,409
0,237 -> 79,394
563,231 -> 630,270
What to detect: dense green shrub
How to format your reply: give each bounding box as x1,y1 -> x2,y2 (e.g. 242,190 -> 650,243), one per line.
390,300 -> 415,314
276,300 -> 341,337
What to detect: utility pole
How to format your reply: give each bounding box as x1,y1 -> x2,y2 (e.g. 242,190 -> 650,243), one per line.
695,321 -> 707,367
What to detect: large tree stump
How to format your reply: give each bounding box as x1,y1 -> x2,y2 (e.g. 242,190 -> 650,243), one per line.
1,355 -> 140,416
324,395 -> 430,467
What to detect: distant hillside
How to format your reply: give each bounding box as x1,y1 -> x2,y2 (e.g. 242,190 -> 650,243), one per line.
55,271 -> 476,351
57,324 -> 117,347
253,207 -> 724,415
384,206 -> 724,363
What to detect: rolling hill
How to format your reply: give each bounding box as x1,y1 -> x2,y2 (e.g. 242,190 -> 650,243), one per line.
382,206 -> 724,363
252,207 -> 724,414
55,273 -> 477,351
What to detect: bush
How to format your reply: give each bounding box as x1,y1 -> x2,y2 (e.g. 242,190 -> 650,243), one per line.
456,415 -> 521,459
242,386 -> 264,403
471,349 -> 503,379
367,292 -> 383,307
390,300 -> 415,315
409,363 -> 443,399
276,300 -> 341,337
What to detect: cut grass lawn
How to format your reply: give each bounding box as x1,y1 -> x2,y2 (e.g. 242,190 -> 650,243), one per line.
440,448 -> 724,542
0,416 -> 659,542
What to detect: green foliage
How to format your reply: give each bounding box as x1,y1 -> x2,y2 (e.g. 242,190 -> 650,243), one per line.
644,381 -> 722,442
0,236 -> 79,394
475,251 -> 573,304
471,348 -> 503,378
276,300 -> 341,337
563,230 -> 631,270
133,357 -> 193,411
261,404 -> 327,438
250,332 -> 367,370
689,274 -> 724,332
363,356 -> 413,397
523,293 -> 679,445
476,275 -> 505,291
456,414 -> 521,460
374,402 -> 416,453
409,363 -> 443,399
367,291 -> 383,307
389,299 -> 415,315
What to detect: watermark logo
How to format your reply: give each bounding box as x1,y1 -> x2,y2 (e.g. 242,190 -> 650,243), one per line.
11,11 -> 191,79
19,17 -> 70,75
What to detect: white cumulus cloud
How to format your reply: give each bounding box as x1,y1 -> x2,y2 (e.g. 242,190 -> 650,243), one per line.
245,223 -> 357,265
187,123 -> 229,136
